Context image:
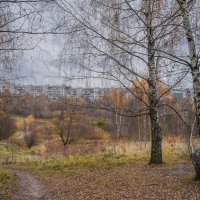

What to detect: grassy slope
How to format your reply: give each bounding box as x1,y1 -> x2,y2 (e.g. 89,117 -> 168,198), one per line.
0,116 -> 193,199
12,139 -> 190,176
2,116 -> 190,173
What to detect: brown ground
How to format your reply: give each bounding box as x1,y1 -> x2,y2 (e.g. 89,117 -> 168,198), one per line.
38,161 -> 200,200
7,161 -> 200,200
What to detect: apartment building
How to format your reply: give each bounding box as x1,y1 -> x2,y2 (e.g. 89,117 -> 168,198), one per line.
0,82 -> 109,101
0,82 -> 192,101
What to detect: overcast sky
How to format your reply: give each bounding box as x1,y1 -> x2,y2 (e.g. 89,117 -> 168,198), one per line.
12,0 -> 193,89
16,37 -> 113,88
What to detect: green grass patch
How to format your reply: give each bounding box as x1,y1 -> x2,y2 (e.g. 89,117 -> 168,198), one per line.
8,140 -> 191,175
17,152 -> 138,175
0,138 -> 192,179
0,168 -> 13,183
0,168 -> 14,200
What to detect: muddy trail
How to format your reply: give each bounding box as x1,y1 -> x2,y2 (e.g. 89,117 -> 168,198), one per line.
9,169 -> 54,200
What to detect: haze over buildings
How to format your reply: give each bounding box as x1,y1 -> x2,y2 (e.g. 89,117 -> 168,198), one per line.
0,81 -> 193,101
0,82 -> 109,101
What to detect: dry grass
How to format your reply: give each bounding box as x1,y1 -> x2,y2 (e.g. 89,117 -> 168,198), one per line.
0,136 -> 191,165
7,116 -> 191,166
2,136 -> 189,175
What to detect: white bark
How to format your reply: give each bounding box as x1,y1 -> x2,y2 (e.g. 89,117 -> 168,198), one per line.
144,0 -> 162,164
177,0 -> 200,135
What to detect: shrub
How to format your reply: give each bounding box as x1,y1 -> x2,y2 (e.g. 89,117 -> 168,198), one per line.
0,112 -> 16,141
24,131 -> 37,149
23,118 -> 39,148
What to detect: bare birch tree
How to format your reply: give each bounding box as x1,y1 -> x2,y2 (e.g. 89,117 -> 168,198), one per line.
53,0 -> 185,164
173,0 -> 200,180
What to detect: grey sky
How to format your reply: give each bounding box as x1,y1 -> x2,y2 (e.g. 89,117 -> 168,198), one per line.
12,0 -> 193,89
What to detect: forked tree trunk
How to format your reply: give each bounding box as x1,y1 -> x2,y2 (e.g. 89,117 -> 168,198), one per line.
177,0 -> 200,180
144,0 -> 162,164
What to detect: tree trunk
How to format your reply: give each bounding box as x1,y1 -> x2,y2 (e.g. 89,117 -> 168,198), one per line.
177,0 -> 200,180
148,62 -> 162,163
63,144 -> 67,156
192,71 -> 200,136
192,150 -> 200,181
144,0 -> 162,164
177,0 -> 200,135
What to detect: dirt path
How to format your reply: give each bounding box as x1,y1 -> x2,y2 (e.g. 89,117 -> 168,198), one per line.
9,169 -> 54,200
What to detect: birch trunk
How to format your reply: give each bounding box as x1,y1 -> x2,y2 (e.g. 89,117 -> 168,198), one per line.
177,0 -> 200,180
148,58 -> 162,164
144,0 -> 162,164
177,0 -> 200,135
